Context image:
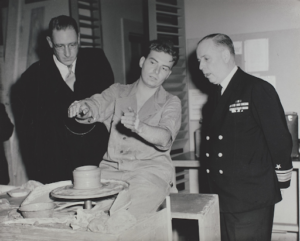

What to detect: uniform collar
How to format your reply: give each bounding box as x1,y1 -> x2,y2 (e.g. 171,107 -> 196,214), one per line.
220,65 -> 238,95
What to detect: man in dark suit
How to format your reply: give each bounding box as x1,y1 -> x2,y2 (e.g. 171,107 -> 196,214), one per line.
11,15 -> 114,184
197,33 -> 293,240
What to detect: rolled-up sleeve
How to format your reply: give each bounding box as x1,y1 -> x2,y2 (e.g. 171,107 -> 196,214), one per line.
89,84 -> 122,124
157,96 -> 181,149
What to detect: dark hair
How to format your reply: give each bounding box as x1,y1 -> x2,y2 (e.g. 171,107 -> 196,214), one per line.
198,33 -> 235,55
147,40 -> 178,65
48,15 -> 79,38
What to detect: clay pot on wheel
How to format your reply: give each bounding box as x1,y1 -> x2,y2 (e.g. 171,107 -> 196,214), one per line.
73,165 -> 101,190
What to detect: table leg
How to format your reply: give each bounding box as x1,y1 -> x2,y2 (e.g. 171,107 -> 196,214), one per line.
189,169 -> 199,193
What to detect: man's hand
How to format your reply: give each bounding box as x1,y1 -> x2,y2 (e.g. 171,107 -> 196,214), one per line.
68,100 -> 95,123
121,107 -> 141,133
120,106 -> 175,148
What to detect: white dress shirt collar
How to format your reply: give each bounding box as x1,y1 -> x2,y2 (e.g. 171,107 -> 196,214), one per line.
219,65 -> 238,95
53,55 -> 77,81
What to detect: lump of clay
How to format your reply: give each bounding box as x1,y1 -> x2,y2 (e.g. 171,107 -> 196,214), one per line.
0,198 -> 10,210
7,188 -> 30,198
7,180 -> 43,198
86,212 -> 109,233
88,209 -> 136,234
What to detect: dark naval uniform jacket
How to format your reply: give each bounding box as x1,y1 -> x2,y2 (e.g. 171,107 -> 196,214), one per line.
201,67 -> 293,213
11,48 -> 114,184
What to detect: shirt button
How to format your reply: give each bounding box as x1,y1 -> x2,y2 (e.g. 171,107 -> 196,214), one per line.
123,137 -> 126,140
206,136 -> 210,140
219,135 -> 223,140
120,150 -> 123,154
206,169 -> 210,173
206,153 -> 209,157
218,153 -> 223,157
219,170 -> 223,174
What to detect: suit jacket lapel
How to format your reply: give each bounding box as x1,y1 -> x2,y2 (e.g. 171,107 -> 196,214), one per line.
73,49 -> 86,90
38,57 -> 73,119
38,57 -> 62,101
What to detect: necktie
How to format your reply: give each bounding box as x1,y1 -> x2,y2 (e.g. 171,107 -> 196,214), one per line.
65,64 -> 75,91
216,84 -> 222,104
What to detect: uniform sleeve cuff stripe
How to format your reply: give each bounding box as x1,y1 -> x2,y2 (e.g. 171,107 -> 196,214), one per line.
276,172 -> 292,182
275,168 -> 293,174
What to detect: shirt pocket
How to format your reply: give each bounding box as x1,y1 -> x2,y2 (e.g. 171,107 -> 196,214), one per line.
143,111 -> 161,126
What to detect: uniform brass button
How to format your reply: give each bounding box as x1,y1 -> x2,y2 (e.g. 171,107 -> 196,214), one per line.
218,153 -> 223,157
219,135 -> 223,140
206,169 -> 210,173
206,153 -> 209,157
219,170 -> 223,174
206,136 -> 210,140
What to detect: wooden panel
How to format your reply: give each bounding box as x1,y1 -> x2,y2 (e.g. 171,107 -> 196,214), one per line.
0,208 -> 170,241
172,151 -> 200,193
170,193 -> 221,241
69,0 -> 79,27
26,7 -> 45,68
70,0 -> 103,48
3,0 -> 28,186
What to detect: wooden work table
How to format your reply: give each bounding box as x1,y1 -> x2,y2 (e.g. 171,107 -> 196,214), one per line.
0,210 -> 170,241
170,193 -> 221,241
0,187 -> 172,241
172,151 -> 200,193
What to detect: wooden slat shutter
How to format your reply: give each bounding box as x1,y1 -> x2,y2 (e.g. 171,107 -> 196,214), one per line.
69,0 -> 103,48
148,0 -> 189,154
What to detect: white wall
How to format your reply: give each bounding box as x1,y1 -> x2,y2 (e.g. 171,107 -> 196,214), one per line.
184,0 -> 300,149
185,0 -> 300,39
101,0 -> 144,84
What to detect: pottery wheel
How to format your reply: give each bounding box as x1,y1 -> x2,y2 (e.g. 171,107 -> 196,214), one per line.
51,179 -> 128,200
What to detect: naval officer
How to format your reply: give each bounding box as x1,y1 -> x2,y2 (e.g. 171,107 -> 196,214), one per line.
197,33 -> 293,241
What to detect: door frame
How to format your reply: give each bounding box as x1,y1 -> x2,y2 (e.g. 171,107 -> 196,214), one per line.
120,18 -> 143,84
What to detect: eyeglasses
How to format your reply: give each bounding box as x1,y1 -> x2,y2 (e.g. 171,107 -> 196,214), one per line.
53,42 -> 78,51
